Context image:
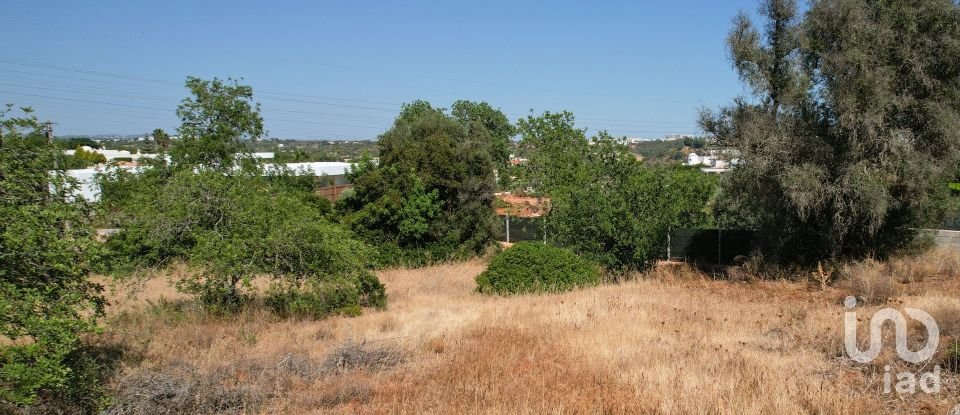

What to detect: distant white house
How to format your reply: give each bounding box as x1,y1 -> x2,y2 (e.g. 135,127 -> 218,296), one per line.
64,146 -> 157,162
63,167 -> 110,201
272,162 -> 352,185
64,147 -> 274,164
65,161 -> 352,202
686,149 -> 741,173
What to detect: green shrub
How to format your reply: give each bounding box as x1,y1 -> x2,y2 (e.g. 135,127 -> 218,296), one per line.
354,271 -> 387,309
102,165 -> 382,316
476,242 -> 600,295
175,273 -> 250,315
0,107 -> 108,411
266,271 -> 386,319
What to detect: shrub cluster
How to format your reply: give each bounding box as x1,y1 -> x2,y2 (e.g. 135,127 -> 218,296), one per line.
476,242 -> 600,295
266,271 -> 386,319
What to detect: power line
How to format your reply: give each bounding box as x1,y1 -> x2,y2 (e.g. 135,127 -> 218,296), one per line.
0,57 -> 697,125
0,90 -> 172,111
0,57 -> 700,136
0,58 -> 176,86
0,90 -> 393,135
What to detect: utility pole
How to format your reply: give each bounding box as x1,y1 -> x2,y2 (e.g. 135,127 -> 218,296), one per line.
45,121 -> 59,170
666,229 -> 671,260
505,214 -> 510,243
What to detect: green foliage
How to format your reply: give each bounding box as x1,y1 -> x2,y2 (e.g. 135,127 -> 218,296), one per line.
100,78 -> 382,317
265,271 -> 386,319
518,114 -> 717,270
152,128 -> 171,151
515,111 -> 591,194
62,145 -> 107,169
267,139 -> 379,163
701,0 -> 960,263
451,100 -> 516,169
170,76 -> 264,170
476,242 -> 600,295
338,101 -> 498,266
55,137 -> 100,150
0,105 -> 106,409
104,167 -> 377,313
631,137 -> 708,165
549,164 -> 717,270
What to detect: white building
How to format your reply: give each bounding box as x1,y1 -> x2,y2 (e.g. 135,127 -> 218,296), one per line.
63,167 -> 108,201
270,162 -> 352,185
66,161 -> 351,202
64,146 -> 155,162
687,148 -> 741,172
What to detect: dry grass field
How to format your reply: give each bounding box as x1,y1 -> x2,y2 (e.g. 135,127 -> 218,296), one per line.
95,249 -> 960,414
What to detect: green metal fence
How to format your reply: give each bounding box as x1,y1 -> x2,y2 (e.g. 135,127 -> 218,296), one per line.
496,216 -> 546,243
494,216 -> 754,265
668,228 -> 756,265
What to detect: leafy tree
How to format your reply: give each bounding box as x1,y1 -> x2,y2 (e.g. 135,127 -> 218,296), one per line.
395,99 -> 442,123
101,79 -> 382,315
515,111 -> 591,194
152,128 -> 171,151
516,112 -> 717,270
338,101 -> 498,265
451,100 -> 515,169
170,77 -> 263,170
700,0 -> 960,263
544,132 -> 716,270
0,105 -> 106,410
63,145 -> 107,169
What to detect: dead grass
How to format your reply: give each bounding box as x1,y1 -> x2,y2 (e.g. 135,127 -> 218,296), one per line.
95,251 -> 960,415
843,258 -> 901,304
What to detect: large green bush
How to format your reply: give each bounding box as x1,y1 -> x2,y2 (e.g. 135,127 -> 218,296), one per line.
476,242 -> 600,295
0,106 -> 108,411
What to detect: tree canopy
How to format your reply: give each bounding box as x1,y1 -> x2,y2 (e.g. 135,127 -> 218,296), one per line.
518,112 -> 717,270
170,77 -> 263,170
451,100 -> 515,169
701,0 -> 960,263
338,100 -> 498,265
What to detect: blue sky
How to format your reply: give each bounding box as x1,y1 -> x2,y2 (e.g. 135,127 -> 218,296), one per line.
1,0 -> 758,139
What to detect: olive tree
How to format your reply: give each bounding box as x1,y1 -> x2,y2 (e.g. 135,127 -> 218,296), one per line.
700,0 -> 960,263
